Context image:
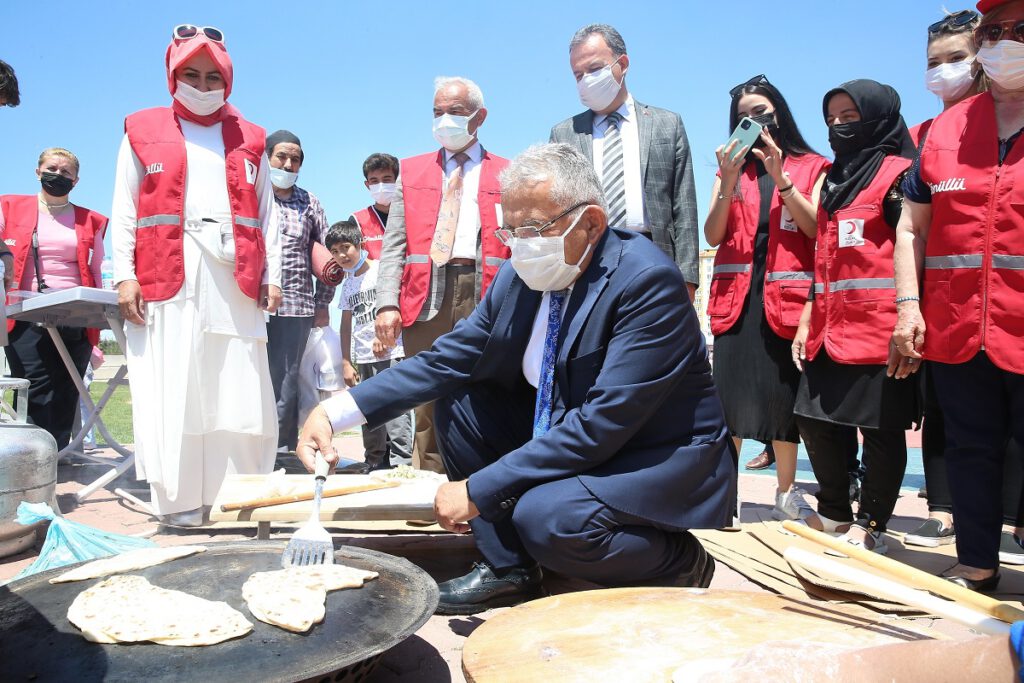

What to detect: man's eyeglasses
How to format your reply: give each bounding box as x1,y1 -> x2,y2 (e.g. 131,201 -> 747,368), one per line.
173,25 -> 225,43
974,19 -> 1024,48
928,10 -> 979,36
730,74 -> 770,98
495,201 -> 589,245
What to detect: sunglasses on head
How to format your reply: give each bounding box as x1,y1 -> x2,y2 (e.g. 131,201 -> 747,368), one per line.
928,10 -> 979,36
730,74 -> 770,98
974,18 -> 1024,48
173,24 -> 225,43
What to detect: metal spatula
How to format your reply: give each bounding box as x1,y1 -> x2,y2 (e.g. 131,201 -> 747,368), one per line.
281,451 -> 335,567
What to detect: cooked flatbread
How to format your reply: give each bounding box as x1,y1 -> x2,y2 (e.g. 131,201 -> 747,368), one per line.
242,564 -> 378,633
51,545 -> 207,583
68,575 -> 252,646
370,464 -> 446,484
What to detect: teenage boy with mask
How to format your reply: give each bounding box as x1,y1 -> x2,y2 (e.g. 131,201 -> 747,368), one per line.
350,153 -> 399,260
550,23 -> 700,301
373,76 -> 510,474
266,129 -> 336,453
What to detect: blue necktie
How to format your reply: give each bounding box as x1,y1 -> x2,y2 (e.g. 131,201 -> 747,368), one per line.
533,290 -> 567,438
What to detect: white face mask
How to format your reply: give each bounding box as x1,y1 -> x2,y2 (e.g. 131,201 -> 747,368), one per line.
269,167 -> 298,190
433,112 -> 477,151
509,208 -> 593,292
925,59 -> 976,101
173,80 -> 226,116
978,40 -> 1024,90
368,182 -> 397,206
577,61 -> 623,112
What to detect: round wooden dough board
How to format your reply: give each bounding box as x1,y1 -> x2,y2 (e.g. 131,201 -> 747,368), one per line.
462,588 -> 934,682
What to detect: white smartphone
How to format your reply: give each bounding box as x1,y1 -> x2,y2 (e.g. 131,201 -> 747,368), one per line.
725,117 -> 763,161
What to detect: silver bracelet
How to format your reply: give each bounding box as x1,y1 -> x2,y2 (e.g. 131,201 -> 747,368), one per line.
895,296 -> 920,304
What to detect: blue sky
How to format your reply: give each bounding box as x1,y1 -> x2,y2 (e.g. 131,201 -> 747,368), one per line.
2,1 -> 959,257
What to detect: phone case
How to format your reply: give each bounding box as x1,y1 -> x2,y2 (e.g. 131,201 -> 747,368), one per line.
725,117 -> 763,160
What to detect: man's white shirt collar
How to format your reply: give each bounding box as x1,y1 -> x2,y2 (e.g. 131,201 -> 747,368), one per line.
443,140 -> 483,165
595,95 -> 634,130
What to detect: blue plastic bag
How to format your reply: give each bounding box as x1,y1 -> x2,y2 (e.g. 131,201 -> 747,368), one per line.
10,502 -> 156,582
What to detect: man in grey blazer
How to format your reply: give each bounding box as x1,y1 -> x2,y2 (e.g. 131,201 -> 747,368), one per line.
550,24 -> 699,299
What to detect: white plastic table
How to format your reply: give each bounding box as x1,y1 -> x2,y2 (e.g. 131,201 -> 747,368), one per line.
4,287 -> 142,507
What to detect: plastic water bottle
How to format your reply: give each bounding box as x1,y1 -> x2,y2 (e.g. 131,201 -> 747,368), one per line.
100,258 -> 114,290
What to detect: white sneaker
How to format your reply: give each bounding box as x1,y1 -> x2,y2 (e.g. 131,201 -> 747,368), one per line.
772,486 -> 815,521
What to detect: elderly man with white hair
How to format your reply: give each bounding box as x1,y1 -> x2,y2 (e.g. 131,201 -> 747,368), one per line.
373,76 -> 510,474
299,143 -> 735,615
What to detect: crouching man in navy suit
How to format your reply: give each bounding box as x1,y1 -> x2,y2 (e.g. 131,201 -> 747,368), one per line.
297,143 -> 735,615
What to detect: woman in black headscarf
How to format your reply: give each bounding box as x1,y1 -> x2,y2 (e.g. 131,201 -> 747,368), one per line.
789,80 -> 920,555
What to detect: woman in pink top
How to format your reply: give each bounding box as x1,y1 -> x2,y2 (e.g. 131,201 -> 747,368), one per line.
1,147 -> 108,447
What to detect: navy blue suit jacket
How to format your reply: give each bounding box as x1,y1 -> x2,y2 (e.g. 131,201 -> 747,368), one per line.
350,228 -> 735,529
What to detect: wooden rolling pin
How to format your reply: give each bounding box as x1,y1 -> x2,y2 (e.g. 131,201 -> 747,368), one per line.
782,520 -> 1024,624
219,480 -> 401,512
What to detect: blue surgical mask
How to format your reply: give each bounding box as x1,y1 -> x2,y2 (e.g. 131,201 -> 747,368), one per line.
343,249 -> 368,273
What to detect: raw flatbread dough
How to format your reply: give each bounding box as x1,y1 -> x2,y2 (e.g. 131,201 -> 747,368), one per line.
67,575 -> 252,646
51,545 -> 207,583
242,564 -> 378,633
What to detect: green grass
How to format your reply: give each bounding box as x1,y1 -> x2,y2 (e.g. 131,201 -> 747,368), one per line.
87,381 -> 134,445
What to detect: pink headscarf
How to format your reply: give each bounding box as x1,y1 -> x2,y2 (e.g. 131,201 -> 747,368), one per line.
165,33 -> 236,125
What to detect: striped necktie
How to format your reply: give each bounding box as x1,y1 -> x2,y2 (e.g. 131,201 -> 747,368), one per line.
533,289 -> 567,438
602,112 -> 626,228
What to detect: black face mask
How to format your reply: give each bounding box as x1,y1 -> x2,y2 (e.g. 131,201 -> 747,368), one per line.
40,171 -> 74,198
748,112 -> 779,150
828,121 -> 868,156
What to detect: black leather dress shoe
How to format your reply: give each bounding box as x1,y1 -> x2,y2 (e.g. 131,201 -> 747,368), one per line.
436,562 -> 544,615
677,542 -> 715,588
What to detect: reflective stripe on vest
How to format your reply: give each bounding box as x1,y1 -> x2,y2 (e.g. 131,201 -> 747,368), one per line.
992,254 -> 1024,270
405,254 -> 429,265
485,256 -> 506,267
829,277 -> 895,292
713,264 -> 751,275
766,270 -> 813,282
137,214 -> 181,228
924,254 -> 984,269
813,283 -> 824,294
236,216 -> 261,228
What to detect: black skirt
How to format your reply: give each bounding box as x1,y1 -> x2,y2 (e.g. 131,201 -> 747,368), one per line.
712,167 -> 801,444
794,351 -> 921,431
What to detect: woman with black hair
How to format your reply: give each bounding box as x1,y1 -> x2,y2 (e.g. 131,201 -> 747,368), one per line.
791,80 -> 919,554
704,74 -> 830,521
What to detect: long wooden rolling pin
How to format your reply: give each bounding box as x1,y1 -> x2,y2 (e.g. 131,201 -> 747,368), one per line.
220,480 -> 401,512
782,520 -> 1024,623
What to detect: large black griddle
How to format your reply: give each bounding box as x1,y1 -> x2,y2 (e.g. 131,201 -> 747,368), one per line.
0,541 -> 439,682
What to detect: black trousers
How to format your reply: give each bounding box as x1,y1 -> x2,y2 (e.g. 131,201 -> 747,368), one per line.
921,362 -> 1024,524
4,322 -> 91,448
267,315 -> 314,451
434,383 -> 706,586
796,415 -> 907,532
931,352 -> 1024,570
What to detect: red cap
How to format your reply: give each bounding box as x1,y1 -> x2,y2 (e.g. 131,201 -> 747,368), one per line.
164,34 -> 233,100
977,0 -> 1014,13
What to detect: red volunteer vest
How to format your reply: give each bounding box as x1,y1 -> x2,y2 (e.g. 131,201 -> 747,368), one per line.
708,153 -> 831,339
918,93 -> 1024,373
352,206 -> 385,260
2,194 -> 107,344
908,119 -> 934,149
397,149 -> 510,325
124,107 -> 266,302
805,155 -> 912,365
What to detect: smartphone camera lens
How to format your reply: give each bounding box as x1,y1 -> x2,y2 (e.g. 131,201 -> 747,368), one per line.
741,120 -> 751,130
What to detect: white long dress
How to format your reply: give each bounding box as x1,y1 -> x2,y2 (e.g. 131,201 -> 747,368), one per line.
111,119 -> 282,515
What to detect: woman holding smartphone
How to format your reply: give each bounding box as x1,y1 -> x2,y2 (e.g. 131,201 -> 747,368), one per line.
791,79 -> 919,554
704,74 -> 830,521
